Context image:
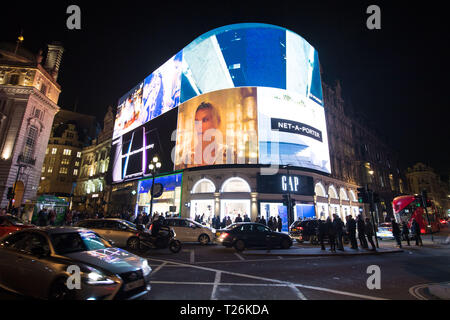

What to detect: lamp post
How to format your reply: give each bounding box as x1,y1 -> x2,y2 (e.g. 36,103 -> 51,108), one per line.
148,156 -> 161,218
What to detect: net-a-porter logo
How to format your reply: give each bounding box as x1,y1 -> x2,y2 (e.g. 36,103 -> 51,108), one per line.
271,118 -> 323,142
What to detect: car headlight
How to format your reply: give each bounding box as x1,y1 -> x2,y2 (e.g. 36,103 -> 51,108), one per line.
142,259 -> 151,277
82,267 -> 115,285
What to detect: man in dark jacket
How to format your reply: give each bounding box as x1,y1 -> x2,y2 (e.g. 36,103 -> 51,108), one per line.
326,217 -> 336,252
333,214 -> 345,251
346,215 -> 358,249
365,218 -> 377,251
401,221 -> 410,246
260,216 -> 266,226
411,218 -> 423,246
268,217 -> 274,230
318,219 -> 328,250
277,216 -> 282,232
357,215 -> 368,249
235,214 -> 243,223
391,220 -> 402,248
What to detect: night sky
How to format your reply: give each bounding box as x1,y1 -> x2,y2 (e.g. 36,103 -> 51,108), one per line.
2,1 -> 449,178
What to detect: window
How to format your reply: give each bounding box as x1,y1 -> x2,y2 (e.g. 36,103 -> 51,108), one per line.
59,167 -> 68,174
61,158 -> 70,165
23,125 -> 38,159
75,161 -> 80,167
9,74 -> 19,85
40,84 -> 47,95
52,148 -> 57,154
77,152 -> 81,158
41,166 -> 45,173
73,169 -> 78,176
34,108 -> 41,119
63,149 -> 72,156
48,167 -> 53,173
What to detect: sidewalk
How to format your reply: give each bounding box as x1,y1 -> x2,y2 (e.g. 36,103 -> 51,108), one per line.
243,247 -> 403,257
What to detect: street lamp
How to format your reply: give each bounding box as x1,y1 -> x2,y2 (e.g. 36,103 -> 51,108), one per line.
148,156 -> 161,217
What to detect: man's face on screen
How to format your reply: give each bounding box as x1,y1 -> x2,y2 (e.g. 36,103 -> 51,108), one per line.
195,108 -> 218,135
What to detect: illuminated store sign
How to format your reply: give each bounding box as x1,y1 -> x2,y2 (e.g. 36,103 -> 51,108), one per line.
257,174 -> 314,195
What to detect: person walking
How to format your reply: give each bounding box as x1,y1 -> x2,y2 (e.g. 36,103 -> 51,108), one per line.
401,221 -> 410,246
411,218 -> 423,246
277,216 -> 282,233
326,217 -> 336,252
48,210 -> 56,226
226,216 -> 232,226
38,208 -> 48,226
391,220 -> 402,248
346,215 -> 358,249
333,214 -> 345,251
357,215 -> 368,249
260,216 -> 266,226
365,218 -> 377,251
268,216 -> 274,230
235,214 -> 243,223
318,219 -> 328,250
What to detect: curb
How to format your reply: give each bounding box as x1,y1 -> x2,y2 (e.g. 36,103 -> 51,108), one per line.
242,249 -> 403,257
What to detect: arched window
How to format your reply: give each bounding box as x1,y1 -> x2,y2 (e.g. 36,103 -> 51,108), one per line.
349,190 -> 357,202
221,177 -> 251,193
339,188 -> 349,201
314,183 -> 326,197
192,178 -> 215,193
328,185 -> 338,199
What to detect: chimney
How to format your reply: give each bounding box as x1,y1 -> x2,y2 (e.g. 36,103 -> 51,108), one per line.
44,42 -> 64,81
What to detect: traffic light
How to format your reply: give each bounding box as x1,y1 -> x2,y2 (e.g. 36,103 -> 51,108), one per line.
414,194 -> 422,207
357,187 -> 369,203
282,194 -> 289,206
6,187 -> 15,200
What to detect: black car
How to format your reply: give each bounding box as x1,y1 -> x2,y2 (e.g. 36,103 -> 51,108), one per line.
216,222 -> 292,252
289,219 -> 350,244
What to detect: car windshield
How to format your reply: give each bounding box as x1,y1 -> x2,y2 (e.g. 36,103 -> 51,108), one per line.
50,231 -> 111,254
122,220 -> 137,230
224,223 -> 238,230
6,215 -> 25,226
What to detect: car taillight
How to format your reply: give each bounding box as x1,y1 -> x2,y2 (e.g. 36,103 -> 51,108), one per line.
299,227 -> 303,230
219,233 -> 229,240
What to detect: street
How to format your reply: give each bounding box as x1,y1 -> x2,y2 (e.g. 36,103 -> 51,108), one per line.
1,231 -> 448,301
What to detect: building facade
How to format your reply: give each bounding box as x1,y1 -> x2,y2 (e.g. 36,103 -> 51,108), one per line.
73,107 -> 114,214
0,41 -> 63,209
406,162 -> 450,217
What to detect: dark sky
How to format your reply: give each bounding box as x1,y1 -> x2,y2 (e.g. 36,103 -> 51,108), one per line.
2,1 -> 449,178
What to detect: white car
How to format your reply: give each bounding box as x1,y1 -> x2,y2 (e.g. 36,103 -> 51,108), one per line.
162,218 -> 215,245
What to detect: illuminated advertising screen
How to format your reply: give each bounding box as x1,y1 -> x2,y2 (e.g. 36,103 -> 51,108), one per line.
111,23 -> 331,183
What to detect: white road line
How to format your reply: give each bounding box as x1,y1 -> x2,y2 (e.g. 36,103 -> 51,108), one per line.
210,271 -> 222,300
277,256 -> 283,259
289,284 -> 307,300
148,257 -> 387,300
234,253 -> 245,260
150,262 -> 167,276
146,256 -> 330,266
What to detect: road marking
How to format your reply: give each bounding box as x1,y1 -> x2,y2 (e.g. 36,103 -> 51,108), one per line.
234,253 -> 245,261
277,256 -> 283,259
150,262 -> 167,276
210,271 -> 222,300
148,257 -> 388,300
146,256 -> 330,266
289,284 -> 307,300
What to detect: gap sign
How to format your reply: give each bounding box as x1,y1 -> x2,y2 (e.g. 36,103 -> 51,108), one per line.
257,174 -> 314,196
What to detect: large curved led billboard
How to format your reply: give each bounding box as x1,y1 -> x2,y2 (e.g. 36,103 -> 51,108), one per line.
110,23 -> 330,183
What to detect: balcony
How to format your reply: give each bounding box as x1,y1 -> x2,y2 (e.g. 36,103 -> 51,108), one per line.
18,154 -> 36,165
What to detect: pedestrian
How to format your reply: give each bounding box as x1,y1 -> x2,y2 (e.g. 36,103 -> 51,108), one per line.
255,216 -> 260,224
333,214 -> 345,251
48,210 -> 56,226
65,210 -> 73,226
226,216 -> 232,226
326,217 -> 336,252
346,215 -> 358,249
260,216 -> 266,226
401,221 -> 410,246
357,214 -> 368,249
391,220 -> 402,248
268,216 -> 274,230
365,218 -> 377,251
318,219 -> 327,250
244,214 -> 251,222
411,218 -> 423,246
38,208 -> 48,226
277,215 -> 282,233
235,214 -> 242,223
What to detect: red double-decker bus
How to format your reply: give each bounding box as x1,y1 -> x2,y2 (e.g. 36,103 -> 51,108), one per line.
393,195 -> 441,234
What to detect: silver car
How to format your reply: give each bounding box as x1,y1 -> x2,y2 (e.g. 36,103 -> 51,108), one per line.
0,227 -> 152,300
75,219 -> 146,250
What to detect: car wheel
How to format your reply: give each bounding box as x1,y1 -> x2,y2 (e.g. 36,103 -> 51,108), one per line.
281,238 -> 291,249
234,239 -> 245,252
198,234 -> 210,245
127,237 -> 140,251
48,278 -> 73,300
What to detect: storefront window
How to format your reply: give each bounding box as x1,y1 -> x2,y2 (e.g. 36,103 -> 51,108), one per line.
221,177 -> 251,193
221,199 -> 251,222
137,173 -> 183,215
192,178 -> 215,193
190,199 -> 215,225
317,203 -> 329,220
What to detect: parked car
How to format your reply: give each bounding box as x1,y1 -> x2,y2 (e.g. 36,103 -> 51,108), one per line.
75,218 -> 151,250
376,222 -> 395,240
0,215 -> 34,238
0,227 -> 152,300
216,222 -> 292,252
161,218 -> 215,245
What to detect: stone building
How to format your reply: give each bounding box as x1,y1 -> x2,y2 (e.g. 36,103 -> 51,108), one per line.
73,106 -> 114,214
406,162 -> 450,217
0,41 -> 63,209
